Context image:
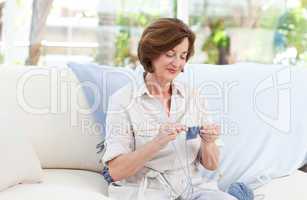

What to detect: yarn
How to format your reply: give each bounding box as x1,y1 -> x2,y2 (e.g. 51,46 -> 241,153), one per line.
228,182 -> 254,200
186,126 -> 201,140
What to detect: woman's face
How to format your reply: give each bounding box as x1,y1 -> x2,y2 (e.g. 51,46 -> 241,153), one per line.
151,37 -> 189,83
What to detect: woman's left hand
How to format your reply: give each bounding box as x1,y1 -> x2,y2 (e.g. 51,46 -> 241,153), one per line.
199,124 -> 220,144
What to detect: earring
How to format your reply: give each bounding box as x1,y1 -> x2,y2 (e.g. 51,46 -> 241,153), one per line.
181,68 -> 184,72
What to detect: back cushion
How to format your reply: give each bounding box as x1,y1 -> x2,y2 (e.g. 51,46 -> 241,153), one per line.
0,65 -> 113,172
67,62 -> 138,137
181,63 -> 307,190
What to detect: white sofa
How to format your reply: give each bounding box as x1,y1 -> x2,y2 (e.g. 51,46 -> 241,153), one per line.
0,65 -> 109,200
0,64 -> 306,200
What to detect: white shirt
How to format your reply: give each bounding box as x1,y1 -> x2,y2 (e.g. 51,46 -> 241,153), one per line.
102,72 -> 216,198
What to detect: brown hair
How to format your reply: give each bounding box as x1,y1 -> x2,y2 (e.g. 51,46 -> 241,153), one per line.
138,18 -> 195,73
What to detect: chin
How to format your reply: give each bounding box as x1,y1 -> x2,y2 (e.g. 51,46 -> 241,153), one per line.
164,74 -> 178,82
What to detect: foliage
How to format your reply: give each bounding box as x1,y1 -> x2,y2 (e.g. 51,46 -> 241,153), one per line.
116,12 -> 158,27
114,12 -> 160,66
115,28 -> 131,66
274,7 -> 307,63
16,0 -> 22,7
258,8 -> 281,29
173,0 -> 177,18
202,19 -> 230,64
190,14 -> 206,27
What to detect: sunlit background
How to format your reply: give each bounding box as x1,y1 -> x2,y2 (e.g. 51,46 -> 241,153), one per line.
0,0 -> 306,67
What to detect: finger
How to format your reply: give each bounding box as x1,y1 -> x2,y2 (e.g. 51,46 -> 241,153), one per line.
169,133 -> 177,140
202,124 -> 210,130
162,124 -> 171,132
200,131 -> 218,140
211,125 -> 220,134
167,132 -> 177,138
209,124 -> 217,130
200,132 -> 214,139
211,124 -> 218,129
170,128 -> 178,135
200,128 -> 215,135
200,129 -> 207,134
206,123 -> 217,129
200,125 -> 212,131
200,134 -> 213,143
200,131 -> 211,138
213,128 -> 219,136
208,133 -> 218,140
201,135 -> 216,143
202,124 -> 215,132
215,125 -> 221,135
175,124 -> 187,133
210,129 -> 219,135
165,126 -> 177,135
176,126 -> 185,133
173,125 -> 184,134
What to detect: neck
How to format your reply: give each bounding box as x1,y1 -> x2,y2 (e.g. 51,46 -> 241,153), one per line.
145,73 -> 171,97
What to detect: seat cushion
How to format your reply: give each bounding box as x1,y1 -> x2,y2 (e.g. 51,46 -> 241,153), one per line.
0,132 -> 43,191
0,169 -> 109,200
254,170 -> 307,200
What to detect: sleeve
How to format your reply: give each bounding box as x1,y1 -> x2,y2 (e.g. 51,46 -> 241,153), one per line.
101,95 -> 134,164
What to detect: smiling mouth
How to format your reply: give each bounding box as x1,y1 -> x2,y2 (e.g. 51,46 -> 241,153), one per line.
167,68 -> 177,74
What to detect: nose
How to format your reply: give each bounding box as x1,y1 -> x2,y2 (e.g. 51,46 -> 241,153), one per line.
171,56 -> 183,68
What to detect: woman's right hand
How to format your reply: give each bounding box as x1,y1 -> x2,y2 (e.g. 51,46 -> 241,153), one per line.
153,123 -> 186,148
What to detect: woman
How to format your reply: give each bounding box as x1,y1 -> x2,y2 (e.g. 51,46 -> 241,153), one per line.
102,18 -> 236,200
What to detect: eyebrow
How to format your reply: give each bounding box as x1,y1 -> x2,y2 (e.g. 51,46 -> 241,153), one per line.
168,50 -> 188,54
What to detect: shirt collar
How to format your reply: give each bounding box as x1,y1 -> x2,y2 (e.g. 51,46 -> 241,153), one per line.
136,72 -> 185,98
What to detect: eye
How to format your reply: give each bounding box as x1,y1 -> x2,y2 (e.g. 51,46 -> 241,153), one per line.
165,51 -> 175,57
180,53 -> 187,60
180,55 -> 187,60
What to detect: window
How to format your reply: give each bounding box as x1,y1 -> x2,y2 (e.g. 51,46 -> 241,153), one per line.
40,0 -> 175,67
0,0 -> 306,66
189,0 -> 307,65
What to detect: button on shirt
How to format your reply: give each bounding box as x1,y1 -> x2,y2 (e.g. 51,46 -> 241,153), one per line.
102,72 -> 214,197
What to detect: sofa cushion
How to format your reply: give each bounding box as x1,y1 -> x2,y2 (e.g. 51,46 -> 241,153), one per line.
0,132 -> 43,191
0,169 -> 109,200
0,185 -> 109,200
67,62 -> 140,137
181,63 -> 307,190
254,170 -> 307,200
0,65 -> 104,172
